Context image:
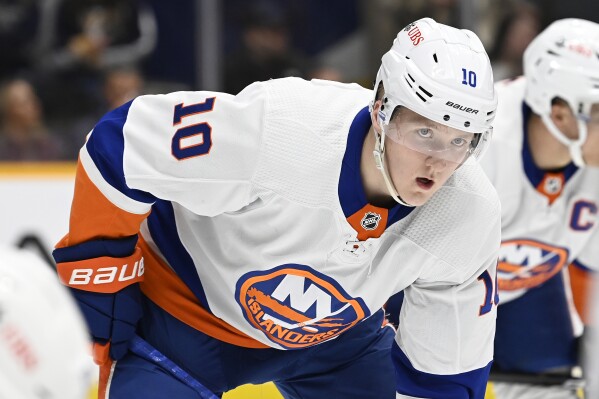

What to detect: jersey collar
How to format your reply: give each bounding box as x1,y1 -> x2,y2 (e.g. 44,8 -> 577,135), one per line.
338,106 -> 414,240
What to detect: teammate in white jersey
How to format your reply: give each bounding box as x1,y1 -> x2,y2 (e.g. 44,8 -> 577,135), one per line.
479,19 -> 599,399
0,247 -> 96,399
53,18 -> 500,399
585,286 -> 599,398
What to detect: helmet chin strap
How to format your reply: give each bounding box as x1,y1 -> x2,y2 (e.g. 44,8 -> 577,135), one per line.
372,126 -> 415,207
541,114 -> 587,167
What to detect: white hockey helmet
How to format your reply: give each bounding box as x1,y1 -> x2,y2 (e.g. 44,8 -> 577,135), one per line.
0,247 -> 96,399
524,18 -> 599,167
370,18 -> 497,205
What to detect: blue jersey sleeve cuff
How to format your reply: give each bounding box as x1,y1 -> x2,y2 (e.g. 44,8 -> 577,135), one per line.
53,235 -> 138,263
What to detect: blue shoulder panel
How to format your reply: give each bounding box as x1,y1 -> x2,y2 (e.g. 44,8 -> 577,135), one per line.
85,100 -> 155,204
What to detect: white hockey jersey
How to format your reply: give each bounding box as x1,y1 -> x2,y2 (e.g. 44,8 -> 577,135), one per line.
480,77 -> 599,373
58,77 -> 501,395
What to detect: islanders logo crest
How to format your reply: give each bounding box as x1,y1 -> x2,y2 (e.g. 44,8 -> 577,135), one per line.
235,265 -> 368,349
497,239 -> 570,291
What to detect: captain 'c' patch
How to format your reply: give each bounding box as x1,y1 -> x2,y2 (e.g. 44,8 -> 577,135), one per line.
235,265 -> 368,349
497,239 -> 569,291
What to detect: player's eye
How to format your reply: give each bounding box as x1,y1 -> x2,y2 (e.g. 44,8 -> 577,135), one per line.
451,137 -> 468,147
417,128 -> 433,138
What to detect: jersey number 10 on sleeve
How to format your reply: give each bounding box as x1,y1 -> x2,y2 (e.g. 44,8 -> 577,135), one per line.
171,97 -> 216,160
478,269 -> 499,316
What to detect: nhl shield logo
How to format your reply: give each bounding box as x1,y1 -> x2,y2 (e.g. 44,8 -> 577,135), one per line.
544,176 -> 563,195
360,212 -> 381,230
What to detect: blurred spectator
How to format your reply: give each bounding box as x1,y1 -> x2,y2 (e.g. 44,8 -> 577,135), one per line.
35,0 -> 157,120
103,66 -> 144,111
0,0 -> 40,79
315,0 -> 462,87
44,0 -> 157,72
0,79 -> 69,161
224,0 -> 313,94
308,65 -> 344,82
489,2 -> 541,81
53,67 -> 146,161
360,0 -> 461,76
529,0 -> 599,28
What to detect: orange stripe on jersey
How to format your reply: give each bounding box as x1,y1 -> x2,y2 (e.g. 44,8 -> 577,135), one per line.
93,342 -> 111,367
569,264 -> 598,325
346,204 -> 388,241
536,172 -> 565,205
138,238 -> 268,349
56,247 -> 144,293
98,356 -> 115,399
57,160 -> 150,248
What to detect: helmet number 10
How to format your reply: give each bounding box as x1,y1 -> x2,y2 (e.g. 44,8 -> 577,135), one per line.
461,68 -> 477,87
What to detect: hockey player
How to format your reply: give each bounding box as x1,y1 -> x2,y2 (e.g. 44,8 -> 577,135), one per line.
53,18 -> 500,399
0,247 -> 96,399
585,287 -> 599,398
480,19 -> 599,399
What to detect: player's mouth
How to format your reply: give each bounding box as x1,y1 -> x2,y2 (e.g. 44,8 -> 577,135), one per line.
416,177 -> 434,190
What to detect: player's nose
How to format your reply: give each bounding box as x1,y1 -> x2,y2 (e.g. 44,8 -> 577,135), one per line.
425,155 -> 447,172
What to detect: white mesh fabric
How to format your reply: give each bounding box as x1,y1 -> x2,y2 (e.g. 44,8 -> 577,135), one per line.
393,164 -> 500,281
251,78 -> 372,209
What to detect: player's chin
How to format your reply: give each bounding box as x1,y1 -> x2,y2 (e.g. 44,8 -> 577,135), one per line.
400,190 -> 433,207
583,154 -> 599,167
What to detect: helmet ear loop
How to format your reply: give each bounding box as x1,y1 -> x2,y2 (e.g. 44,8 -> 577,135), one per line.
370,102 -> 387,170
370,109 -> 414,207
572,118 -> 589,167
541,113 -> 587,167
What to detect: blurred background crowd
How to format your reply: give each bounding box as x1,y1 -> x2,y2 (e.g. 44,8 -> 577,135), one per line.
0,0 -> 597,162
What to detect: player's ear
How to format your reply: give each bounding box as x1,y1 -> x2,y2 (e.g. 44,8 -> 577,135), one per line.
371,99 -> 385,133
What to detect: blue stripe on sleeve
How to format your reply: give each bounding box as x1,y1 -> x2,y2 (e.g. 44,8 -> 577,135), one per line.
85,100 -> 155,204
393,342 -> 492,399
53,235 -> 138,263
147,200 -> 211,311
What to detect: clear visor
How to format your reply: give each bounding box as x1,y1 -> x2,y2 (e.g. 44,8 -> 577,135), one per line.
382,115 -> 487,164
581,103 -> 599,124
